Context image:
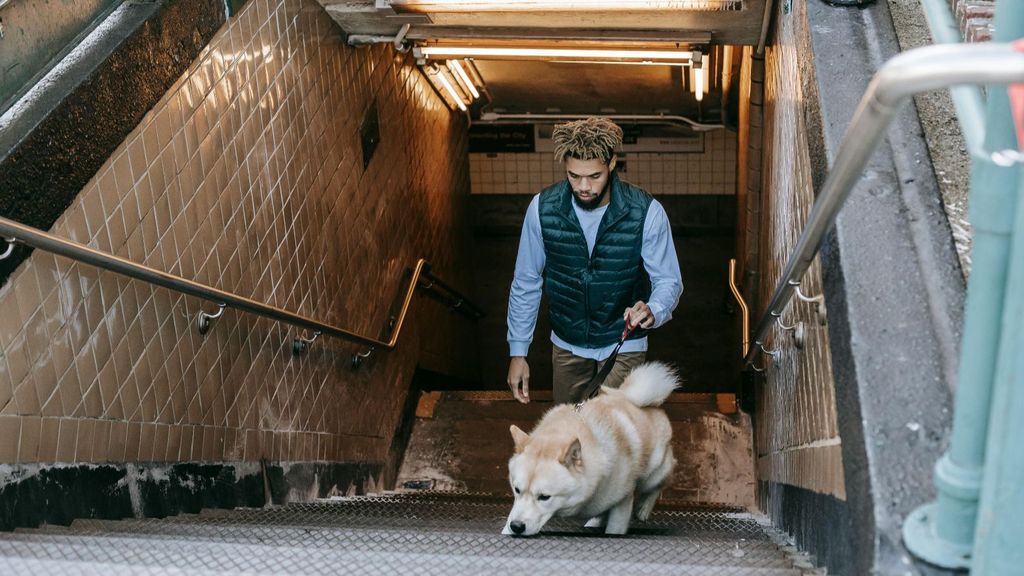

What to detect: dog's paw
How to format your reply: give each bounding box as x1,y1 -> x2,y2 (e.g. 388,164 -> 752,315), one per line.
604,524 -> 629,535
583,516 -> 604,529
634,493 -> 659,521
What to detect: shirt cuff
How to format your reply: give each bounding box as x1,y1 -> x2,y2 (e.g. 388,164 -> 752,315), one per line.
648,302 -> 667,329
509,341 -> 531,357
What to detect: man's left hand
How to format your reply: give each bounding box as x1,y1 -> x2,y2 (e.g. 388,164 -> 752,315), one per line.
624,301 -> 655,330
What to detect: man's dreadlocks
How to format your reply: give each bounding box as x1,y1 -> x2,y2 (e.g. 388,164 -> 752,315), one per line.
551,118 -> 623,164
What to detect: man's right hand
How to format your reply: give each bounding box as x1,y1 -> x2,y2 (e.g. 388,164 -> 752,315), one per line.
507,357 -> 531,403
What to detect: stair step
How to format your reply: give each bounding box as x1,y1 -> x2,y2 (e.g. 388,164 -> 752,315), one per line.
0,556 -> 224,576
0,536 -> 803,575
56,518 -> 792,563
135,505 -> 771,541
0,528 -> 795,569
0,490 -> 816,574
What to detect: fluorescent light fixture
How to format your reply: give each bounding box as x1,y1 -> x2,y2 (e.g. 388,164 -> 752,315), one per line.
448,59 -> 480,99
391,0 -> 741,12
434,68 -> 467,111
417,46 -> 693,62
550,60 -> 689,67
689,50 -> 708,102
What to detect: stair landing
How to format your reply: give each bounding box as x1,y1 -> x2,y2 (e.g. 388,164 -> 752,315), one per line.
397,391 -> 756,508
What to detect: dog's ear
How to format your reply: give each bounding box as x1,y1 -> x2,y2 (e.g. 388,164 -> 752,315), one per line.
561,438 -> 582,470
510,425 -> 530,453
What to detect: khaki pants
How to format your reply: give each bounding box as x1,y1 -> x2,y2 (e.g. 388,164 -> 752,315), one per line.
551,344 -> 646,404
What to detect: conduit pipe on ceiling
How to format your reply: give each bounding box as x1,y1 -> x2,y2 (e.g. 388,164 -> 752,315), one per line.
755,0 -> 775,56
347,23 -> 412,51
478,111 -> 724,131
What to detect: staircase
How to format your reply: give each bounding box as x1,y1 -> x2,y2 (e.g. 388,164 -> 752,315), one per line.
0,391 -> 822,574
0,491 -> 820,574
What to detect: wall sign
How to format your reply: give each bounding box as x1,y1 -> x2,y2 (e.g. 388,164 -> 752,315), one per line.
468,124 -> 536,153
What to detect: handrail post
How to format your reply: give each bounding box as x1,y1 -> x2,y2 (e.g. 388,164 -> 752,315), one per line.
972,123 -> 1024,574
919,0 -> 987,152
902,9 -> 1024,570
969,10 -> 1024,574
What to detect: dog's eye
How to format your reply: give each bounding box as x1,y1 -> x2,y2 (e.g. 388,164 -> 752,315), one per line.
514,487 -> 521,494
538,494 -> 551,501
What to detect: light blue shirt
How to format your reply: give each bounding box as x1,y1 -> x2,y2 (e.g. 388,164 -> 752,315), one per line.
507,191 -> 683,361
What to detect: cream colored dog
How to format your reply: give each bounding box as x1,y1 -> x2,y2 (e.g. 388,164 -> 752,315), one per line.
503,362 -> 678,536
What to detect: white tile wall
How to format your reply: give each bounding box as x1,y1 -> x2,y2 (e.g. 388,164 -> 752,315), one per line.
469,128 -> 737,195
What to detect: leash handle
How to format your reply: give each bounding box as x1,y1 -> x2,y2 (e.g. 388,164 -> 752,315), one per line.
621,318 -> 635,343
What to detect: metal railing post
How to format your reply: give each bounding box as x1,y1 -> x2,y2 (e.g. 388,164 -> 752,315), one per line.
970,8 -> 1024,573
919,0 -> 986,152
972,121 -> 1024,576
902,7 -> 1024,569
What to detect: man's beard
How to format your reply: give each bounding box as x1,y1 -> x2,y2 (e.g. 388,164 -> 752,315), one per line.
572,183 -> 609,211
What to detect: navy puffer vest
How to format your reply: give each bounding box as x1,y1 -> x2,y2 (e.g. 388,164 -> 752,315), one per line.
539,173 -> 652,348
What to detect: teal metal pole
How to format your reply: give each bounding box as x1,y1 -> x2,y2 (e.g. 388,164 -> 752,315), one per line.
972,127 -> 1024,576
919,0 -> 986,152
902,4 -> 1024,570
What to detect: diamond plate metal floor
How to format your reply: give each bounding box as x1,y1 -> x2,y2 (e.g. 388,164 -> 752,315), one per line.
0,491 -> 819,575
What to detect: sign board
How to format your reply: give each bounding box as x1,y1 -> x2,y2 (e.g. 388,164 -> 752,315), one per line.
468,125 -> 536,153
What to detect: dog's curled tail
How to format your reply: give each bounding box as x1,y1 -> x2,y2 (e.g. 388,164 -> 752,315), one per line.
617,362 -> 680,407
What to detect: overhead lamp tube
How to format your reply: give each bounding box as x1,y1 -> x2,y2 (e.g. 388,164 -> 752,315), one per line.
393,0 -> 739,12
695,64 -> 705,101
448,59 -> 480,99
418,46 -> 693,61
689,50 -> 707,102
435,68 -> 467,111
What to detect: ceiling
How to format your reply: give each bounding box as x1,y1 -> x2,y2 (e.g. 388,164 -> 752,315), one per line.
472,59 -> 719,120
314,0 -> 768,121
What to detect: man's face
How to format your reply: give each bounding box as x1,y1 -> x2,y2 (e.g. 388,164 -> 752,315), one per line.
565,156 -> 616,211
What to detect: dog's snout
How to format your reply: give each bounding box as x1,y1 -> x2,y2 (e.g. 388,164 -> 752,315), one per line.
509,520 -> 526,535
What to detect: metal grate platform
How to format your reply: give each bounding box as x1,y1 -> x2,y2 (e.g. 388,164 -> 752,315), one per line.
0,491 -> 815,575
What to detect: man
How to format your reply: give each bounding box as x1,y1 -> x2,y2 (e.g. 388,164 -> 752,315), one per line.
506,117 -> 683,404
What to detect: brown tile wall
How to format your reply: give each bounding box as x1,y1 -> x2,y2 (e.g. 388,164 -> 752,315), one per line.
0,0 -> 477,466
753,0 -> 845,501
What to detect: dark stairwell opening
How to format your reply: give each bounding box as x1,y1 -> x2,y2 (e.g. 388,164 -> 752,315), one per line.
469,197 -> 739,396
386,40 -> 770,559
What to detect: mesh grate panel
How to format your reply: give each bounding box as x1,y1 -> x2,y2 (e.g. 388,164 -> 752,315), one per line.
0,492 -> 803,575
44,522 -> 788,567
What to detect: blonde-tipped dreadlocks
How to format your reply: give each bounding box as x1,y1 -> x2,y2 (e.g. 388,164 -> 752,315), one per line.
551,118 -> 623,164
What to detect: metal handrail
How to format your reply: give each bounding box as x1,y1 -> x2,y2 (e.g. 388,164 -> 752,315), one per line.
727,258 -> 749,358
743,42 -> 1024,368
0,215 -> 483,363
